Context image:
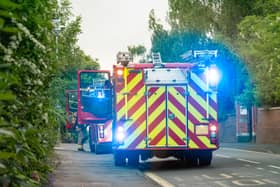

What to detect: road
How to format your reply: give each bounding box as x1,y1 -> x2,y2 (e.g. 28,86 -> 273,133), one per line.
51,144 -> 280,187
140,148 -> 280,187
51,144 -> 158,187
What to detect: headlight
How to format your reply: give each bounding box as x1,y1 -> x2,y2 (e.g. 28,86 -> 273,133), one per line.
116,126 -> 126,143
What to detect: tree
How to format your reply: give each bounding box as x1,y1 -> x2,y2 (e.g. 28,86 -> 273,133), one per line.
149,4 -> 243,117
127,44 -> 146,62
0,0 -> 100,186
238,12 -> 280,106
166,0 -> 280,107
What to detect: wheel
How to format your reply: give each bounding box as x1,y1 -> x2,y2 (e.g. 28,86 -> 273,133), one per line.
114,150 -> 126,166
88,126 -> 95,153
95,144 -> 103,154
127,153 -> 139,167
198,151 -> 212,166
89,142 -> 95,153
183,151 -> 198,166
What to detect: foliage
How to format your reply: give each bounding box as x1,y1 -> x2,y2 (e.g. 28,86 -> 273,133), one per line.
149,6 -> 244,118
0,0 -> 99,186
149,0 -> 280,111
128,45 -> 146,57
237,12 -> 280,106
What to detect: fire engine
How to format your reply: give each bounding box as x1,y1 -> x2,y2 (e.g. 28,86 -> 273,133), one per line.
77,70 -> 113,154
112,51 -> 220,166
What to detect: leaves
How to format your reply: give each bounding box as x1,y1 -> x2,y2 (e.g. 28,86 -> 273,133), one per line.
238,11 -> 280,106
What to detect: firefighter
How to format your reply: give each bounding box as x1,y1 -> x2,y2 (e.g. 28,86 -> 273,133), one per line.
77,124 -> 88,151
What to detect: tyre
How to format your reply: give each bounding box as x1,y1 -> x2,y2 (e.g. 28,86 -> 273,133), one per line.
127,153 -> 139,167
184,151 -> 198,166
114,150 -> 126,166
95,144 -> 103,154
88,126 -> 95,153
198,151 -> 212,166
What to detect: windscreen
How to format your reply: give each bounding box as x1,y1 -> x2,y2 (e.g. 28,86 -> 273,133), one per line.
79,72 -> 112,118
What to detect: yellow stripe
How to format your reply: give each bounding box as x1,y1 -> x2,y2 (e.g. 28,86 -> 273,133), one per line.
188,120 -> 195,133
136,137 -> 146,149
124,92 -> 146,132
116,94 -> 125,121
169,87 -> 186,105
148,87 -> 165,105
189,139 -> 199,148
189,77 -> 217,120
188,102 -> 207,123
127,87 -> 145,119
148,102 -> 166,146
148,87 -> 166,146
120,120 -> 146,149
168,102 -> 186,124
168,137 -> 177,146
168,120 -> 185,146
127,69 -> 142,91
198,136 -> 217,149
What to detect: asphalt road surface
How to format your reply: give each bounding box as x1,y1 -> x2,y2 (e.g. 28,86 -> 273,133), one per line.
51,144 -> 280,187
51,144 -> 159,187
140,147 -> 280,187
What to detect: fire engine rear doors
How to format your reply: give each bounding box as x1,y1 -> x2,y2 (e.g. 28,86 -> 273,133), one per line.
145,68 -> 188,148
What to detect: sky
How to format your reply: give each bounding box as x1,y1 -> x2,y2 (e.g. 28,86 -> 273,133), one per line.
70,0 -> 169,71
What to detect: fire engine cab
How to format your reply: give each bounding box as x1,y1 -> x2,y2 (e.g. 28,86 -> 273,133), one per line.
112,52 -> 219,166
77,70 -> 113,154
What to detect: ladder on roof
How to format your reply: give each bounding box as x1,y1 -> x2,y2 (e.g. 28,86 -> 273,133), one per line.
152,52 -> 162,64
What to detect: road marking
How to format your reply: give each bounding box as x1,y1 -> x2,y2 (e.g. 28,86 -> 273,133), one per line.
174,177 -> 184,182
244,164 -> 251,167
222,147 -> 280,157
232,179 -> 265,186
216,154 -> 231,158
144,172 -> 175,187
202,173 -> 233,180
268,165 -> 280,170
269,170 -> 279,174
213,181 -> 229,187
262,179 -> 279,184
237,158 -> 260,164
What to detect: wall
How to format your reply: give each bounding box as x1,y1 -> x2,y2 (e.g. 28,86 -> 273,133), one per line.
257,107 -> 280,143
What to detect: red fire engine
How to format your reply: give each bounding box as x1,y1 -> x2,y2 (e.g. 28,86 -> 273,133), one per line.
112,52 -> 219,166
77,70 -> 113,154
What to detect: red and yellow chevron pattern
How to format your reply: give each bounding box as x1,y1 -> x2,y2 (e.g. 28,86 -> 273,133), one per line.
188,72 -> 218,149
114,66 -> 218,150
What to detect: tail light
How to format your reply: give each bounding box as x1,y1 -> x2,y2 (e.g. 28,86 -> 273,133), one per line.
98,125 -> 104,138
209,123 -> 218,144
